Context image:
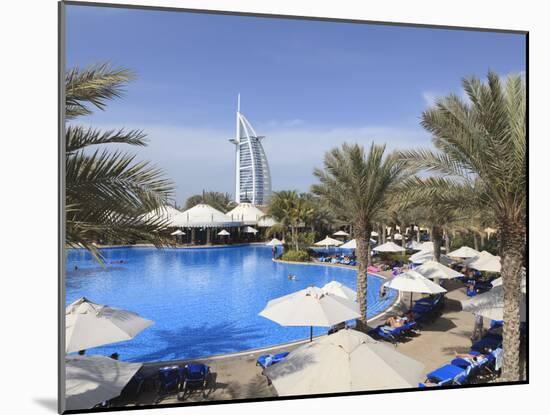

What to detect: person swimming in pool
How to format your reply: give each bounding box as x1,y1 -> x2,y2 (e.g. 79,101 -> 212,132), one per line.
288,274 -> 297,280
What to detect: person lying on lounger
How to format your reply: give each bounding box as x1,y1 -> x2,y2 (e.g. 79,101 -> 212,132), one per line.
385,316 -> 406,328
454,351 -> 486,363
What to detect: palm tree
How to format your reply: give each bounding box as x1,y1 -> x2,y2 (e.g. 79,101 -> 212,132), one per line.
267,191 -> 314,251
399,72 -> 526,381
312,143 -> 408,331
184,191 -> 235,213
66,64 -> 174,262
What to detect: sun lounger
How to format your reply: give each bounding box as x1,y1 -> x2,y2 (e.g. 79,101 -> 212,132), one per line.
256,351 -> 290,369
425,363 -> 471,386
156,365 -> 180,402
179,363 -> 211,399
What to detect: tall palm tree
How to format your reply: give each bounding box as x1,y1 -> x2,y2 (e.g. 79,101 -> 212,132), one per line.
184,191 -> 235,213
399,72 -> 526,381
66,63 -> 174,262
312,143 -> 408,331
267,191 -> 314,251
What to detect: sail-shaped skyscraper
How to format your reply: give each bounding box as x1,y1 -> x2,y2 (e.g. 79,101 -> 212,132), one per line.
229,96 -> 272,205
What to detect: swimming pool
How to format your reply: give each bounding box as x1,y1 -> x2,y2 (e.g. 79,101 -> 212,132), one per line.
65,245 -> 397,362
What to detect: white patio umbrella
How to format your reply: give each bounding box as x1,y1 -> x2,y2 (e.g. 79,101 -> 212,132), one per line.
65,355 -> 142,411
339,239 -> 375,249
372,241 -> 405,253
217,229 -> 230,236
393,233 -> 403,241
464,251 -> 501,273
243,225 -> 258,234
406,240 -> 423,251
383,270 -> 447,308
414,260 -> 464,280
266,238 -> 284,246
333,230 -> 350,237
314,236 -> 343,248
259,286 -> 361,341
371,231 -> 379,237
409,250 -> 453,266
418,241 -> 434,252
461,286 -> 526,321
170,229 -> 185,236
66,298 -> 154,353
448,246 -> 480,258
340,239 -> 356,249
265,329 -> 424,395
322,281 -> 357,302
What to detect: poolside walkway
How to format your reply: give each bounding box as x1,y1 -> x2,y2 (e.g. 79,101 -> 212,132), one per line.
110,277 -> 496,407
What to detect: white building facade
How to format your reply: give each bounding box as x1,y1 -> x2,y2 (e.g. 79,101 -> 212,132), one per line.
229,96 -> 272,206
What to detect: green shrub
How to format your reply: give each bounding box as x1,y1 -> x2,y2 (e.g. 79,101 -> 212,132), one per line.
281,249 -> 310,262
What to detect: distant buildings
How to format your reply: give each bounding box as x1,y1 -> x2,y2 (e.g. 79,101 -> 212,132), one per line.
229,96 -> 272,206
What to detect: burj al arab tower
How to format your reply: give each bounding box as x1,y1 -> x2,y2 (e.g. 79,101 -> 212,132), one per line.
229,96 -> 272,205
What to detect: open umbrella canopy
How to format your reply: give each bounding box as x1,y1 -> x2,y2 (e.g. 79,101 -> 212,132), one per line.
383,270 -> 447,294
393,233 -> 403,241
340,239 -> 356,249
448,246 -> 480,258
243,225 -> 258,234
333,230 -> 350,237
461,286 -> 526,321
66,297 -> 154,354
314,236 -> 343,247
371,231 -> 379,237
65,355 -> 142,411
265,329 -> 425,395
373,241 -> 405,253
322,281 -> 357,302
418,241 -> 434,252
259,286 -> 360,327
464,251 -> 501,273
170,229 -> 185,236
409,250 -> 453,266
414,260 -> 464,280
406,240 -> 423,251
266,238 -> 284,246
217,229 -> 230,236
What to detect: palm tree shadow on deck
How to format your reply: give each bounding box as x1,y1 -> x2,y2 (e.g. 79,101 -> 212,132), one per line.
136,321 -> 265,362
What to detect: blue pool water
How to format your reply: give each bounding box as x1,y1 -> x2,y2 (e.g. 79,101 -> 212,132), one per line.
66,245 -> 396,362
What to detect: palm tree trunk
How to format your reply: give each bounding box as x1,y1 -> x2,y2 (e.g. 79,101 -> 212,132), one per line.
444,230 -> 450,253
355,219 -> 372,332
432,225 -> 443,262
500,221 -> 525,382
473,233 -> 479,251
480,233 -> 485,250
381,224 -> 386,244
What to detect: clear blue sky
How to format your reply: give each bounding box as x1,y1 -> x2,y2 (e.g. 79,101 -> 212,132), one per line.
66,4 -> 526,204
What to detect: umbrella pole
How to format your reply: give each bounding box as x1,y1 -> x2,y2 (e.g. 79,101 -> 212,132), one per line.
310,326 -> 313,342
410,292 -> 413,310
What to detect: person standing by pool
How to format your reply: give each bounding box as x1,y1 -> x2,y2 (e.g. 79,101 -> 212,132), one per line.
272,246 -> 276,258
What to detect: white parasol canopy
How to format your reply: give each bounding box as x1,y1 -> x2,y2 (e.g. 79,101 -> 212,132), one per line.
393,233 -> 403,241
227,202 -> 267,225
259,286 -> 361,340
172,203 -> 241,228
243,225 -> 259,234
322,281 -> 357,302
413,260 -> 464,280
383,270 -> 447,294
66,297 -> 153,353
373,241 -> 405,253
314,236 -> 343,247
406,240 -> 423,251
265,329 -> 425,395
464,251 -> 501,273
461,285 -> 526,321
409,250 -> 453,266
491,268 -> 526,293
170,229 -> 185,236
266,238 -> 284,246
333,230 -> 350,237
217,229 -> 230,236
65,355 -> 142,411
448,246 -> 480,259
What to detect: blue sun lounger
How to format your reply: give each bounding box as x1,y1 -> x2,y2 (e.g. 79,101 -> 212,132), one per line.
179,363 -> 211,399
368,321 -> 417,343
422,363 -> 472,386
256,351 -> 290,369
